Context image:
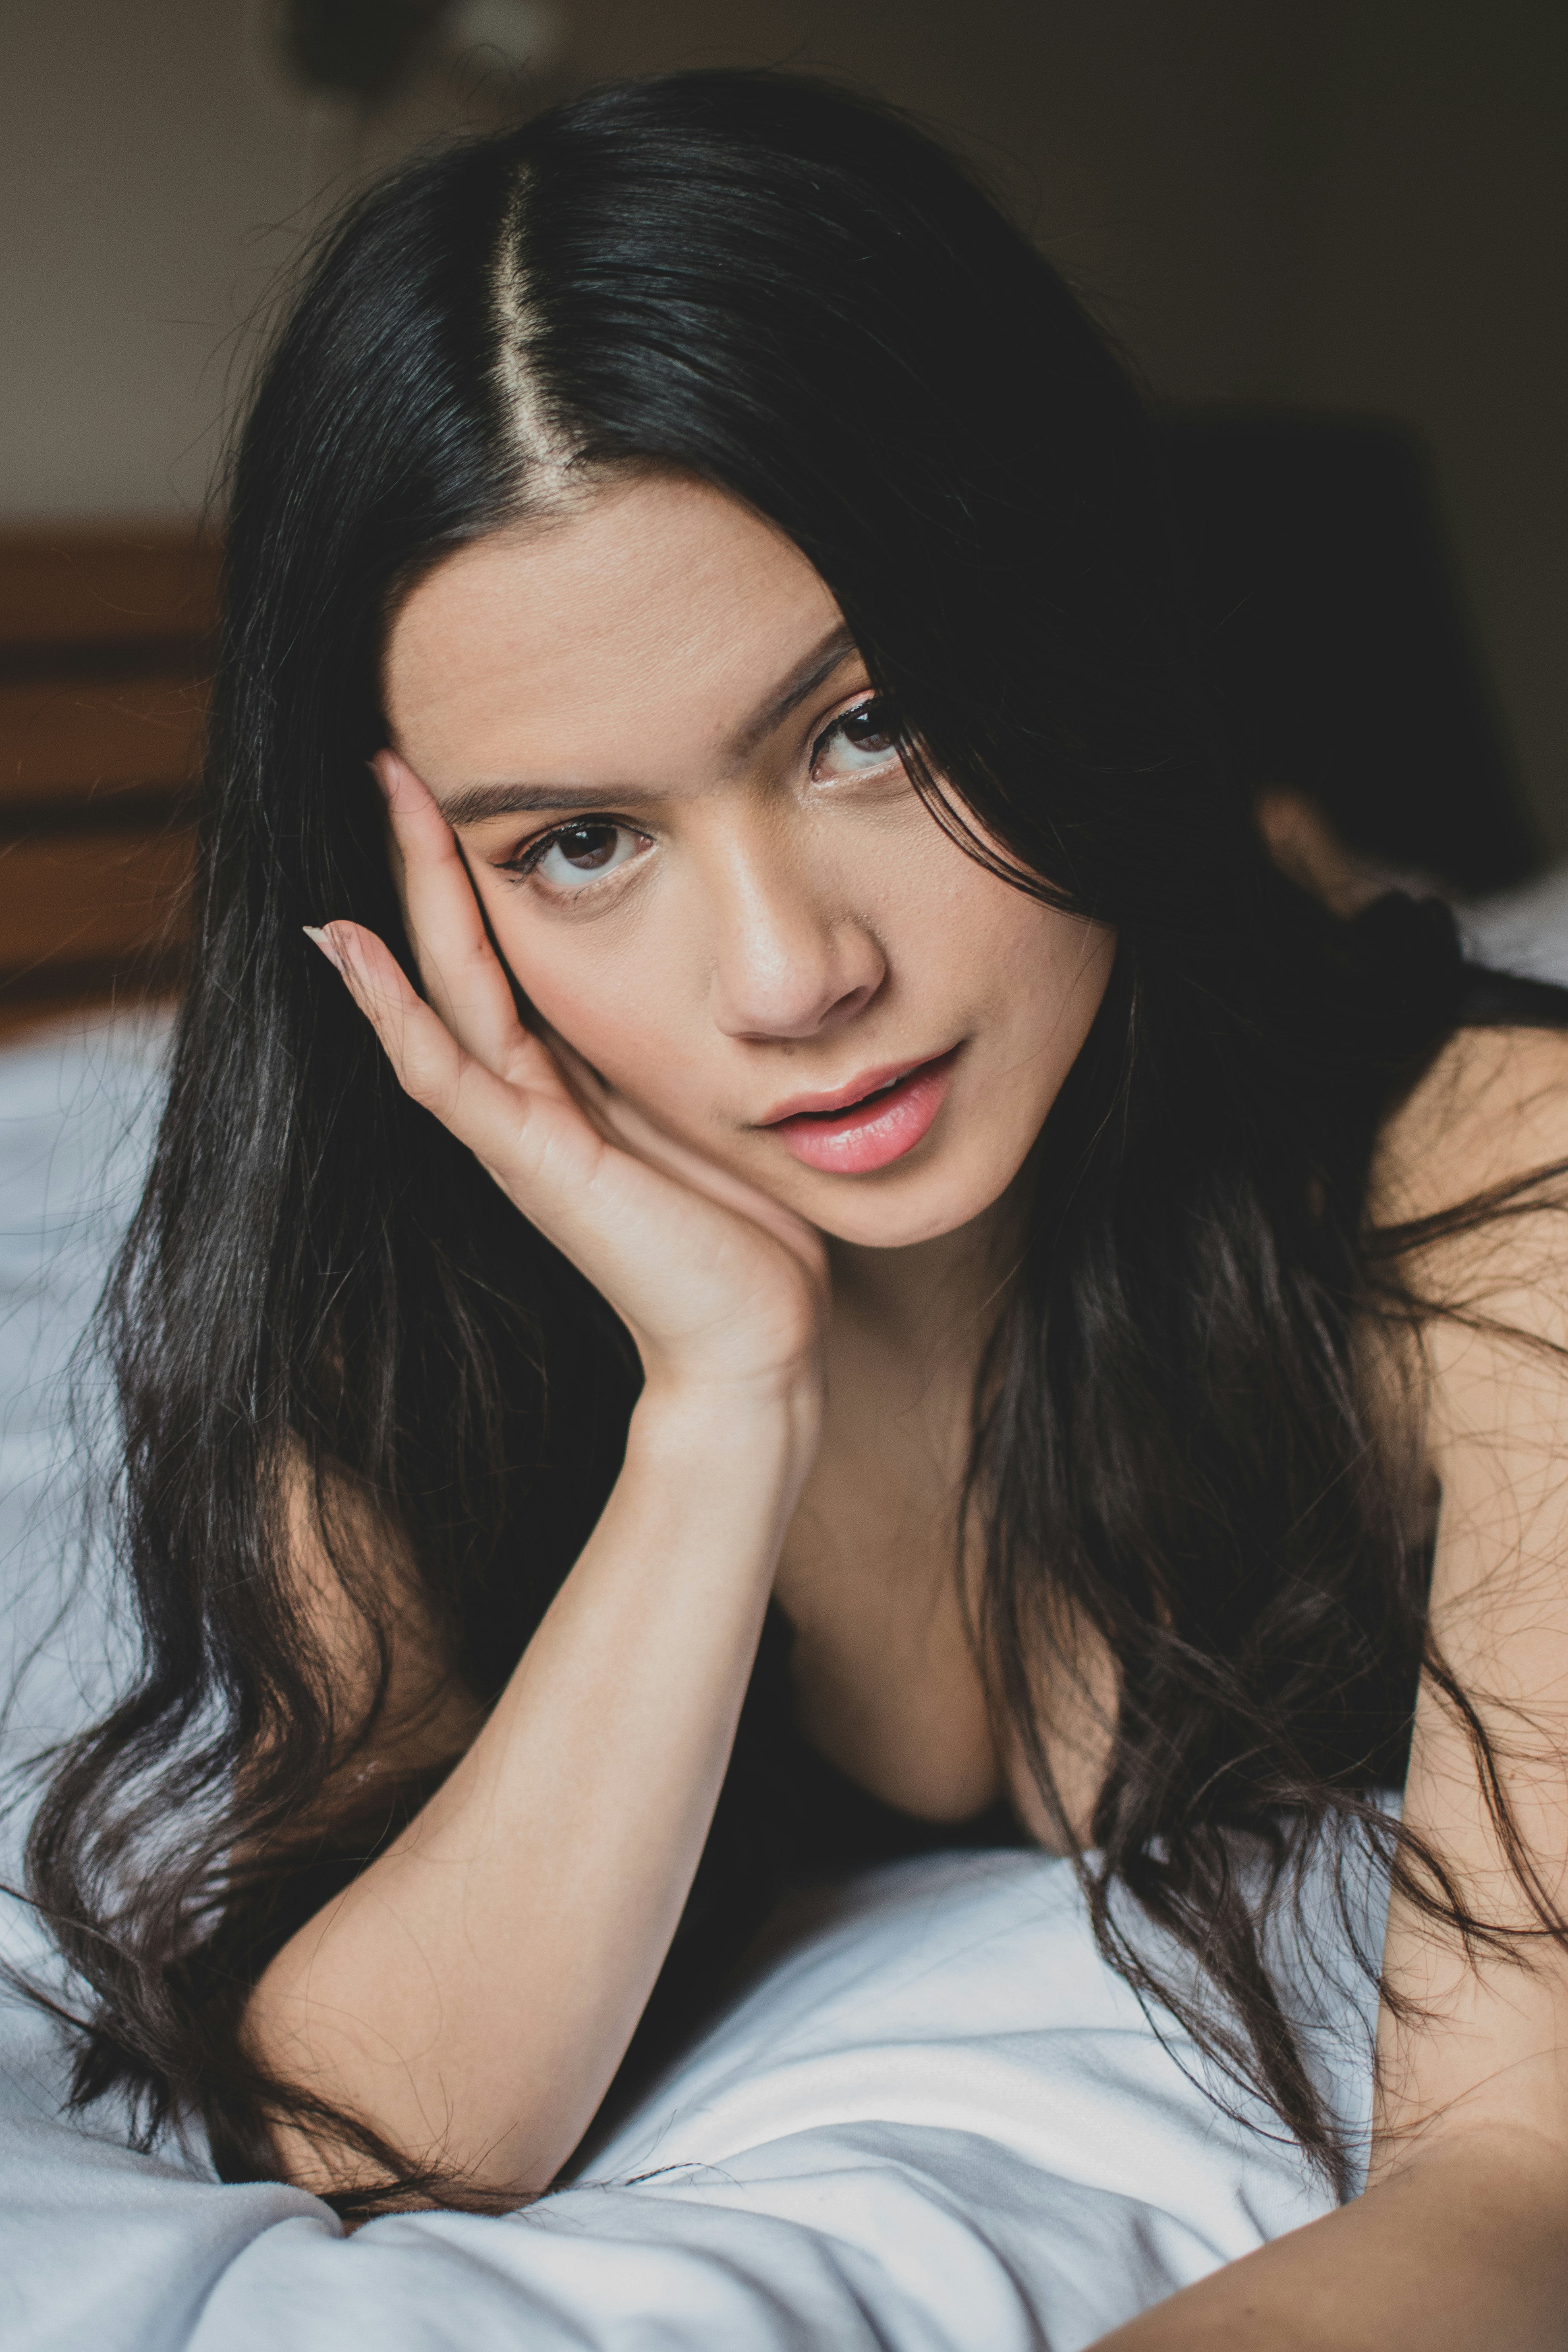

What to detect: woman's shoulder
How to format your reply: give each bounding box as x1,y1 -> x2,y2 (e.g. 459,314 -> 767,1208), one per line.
1373,1013 -> 1568,1236
1373,1017 -> 1568,1533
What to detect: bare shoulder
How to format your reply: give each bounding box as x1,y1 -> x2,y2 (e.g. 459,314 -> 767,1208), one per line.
1372,1023 -> 1568,1232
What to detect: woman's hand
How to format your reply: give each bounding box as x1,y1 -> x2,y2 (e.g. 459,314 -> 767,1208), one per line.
308,751 -> 828,1424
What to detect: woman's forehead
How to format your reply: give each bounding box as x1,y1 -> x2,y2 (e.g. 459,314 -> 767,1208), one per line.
383,474 -> 847,790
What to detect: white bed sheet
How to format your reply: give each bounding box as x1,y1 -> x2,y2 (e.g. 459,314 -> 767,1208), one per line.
0,1843 -> 1381,2352
0,1011 -> 1381,2352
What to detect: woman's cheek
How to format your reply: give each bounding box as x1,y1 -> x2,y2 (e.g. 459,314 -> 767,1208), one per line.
504,934 -> 691,1109
527,973 -> 631,1074
485,913 -> 618,1060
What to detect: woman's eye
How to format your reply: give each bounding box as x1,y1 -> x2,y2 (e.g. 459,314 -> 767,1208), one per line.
811,700 -> 902,783
528,820 -> 649,893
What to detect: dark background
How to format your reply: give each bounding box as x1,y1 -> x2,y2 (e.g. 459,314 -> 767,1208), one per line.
0,0 -> 1563,1010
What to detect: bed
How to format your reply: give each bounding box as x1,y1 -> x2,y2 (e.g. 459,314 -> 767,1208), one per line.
0,1008 -> 1408,2352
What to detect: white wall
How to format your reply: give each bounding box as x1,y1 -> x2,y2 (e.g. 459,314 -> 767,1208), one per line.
2,2 -> 1564,841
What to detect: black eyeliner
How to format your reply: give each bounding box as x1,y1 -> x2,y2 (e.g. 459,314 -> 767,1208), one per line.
809,693 -> 879,766
494,815 -> 626,877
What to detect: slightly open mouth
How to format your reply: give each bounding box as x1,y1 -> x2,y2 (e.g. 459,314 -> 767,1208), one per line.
764,1048 -> 960,1174
794,1070 -> 908,1120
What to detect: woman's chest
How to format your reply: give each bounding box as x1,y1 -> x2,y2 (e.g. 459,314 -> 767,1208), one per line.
773,1429 -> 1003,1823
772,1407 -> 1116,1847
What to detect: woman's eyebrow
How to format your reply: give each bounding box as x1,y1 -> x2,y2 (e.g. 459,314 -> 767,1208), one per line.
436,777 -> 656,825
722,621 -> 859,758
431,621 -> 861,828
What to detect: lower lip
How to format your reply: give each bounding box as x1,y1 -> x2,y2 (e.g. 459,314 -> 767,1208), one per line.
764,1049 -> 959,1175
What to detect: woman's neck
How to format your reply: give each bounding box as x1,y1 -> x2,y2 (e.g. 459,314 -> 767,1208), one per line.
777,1177 -> 1029,1823
824,1168 -> 1029,1375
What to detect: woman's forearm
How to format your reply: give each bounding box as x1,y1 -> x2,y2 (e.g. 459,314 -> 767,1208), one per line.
1091,2125 -> 1568,2351
246,1384 -> 816,2197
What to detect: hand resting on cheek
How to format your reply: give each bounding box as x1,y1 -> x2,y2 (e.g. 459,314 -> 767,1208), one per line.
309,749 -> 831,1421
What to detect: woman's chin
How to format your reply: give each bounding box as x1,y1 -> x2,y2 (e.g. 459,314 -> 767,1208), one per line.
782,1157 -> 1026,1253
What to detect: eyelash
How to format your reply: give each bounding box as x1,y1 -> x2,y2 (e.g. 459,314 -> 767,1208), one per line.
499,823 -> 641,886
811,695 -> 899,778
496,695 -> 899,892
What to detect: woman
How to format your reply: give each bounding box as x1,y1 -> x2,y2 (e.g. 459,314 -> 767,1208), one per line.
26,69 -> 1568,2346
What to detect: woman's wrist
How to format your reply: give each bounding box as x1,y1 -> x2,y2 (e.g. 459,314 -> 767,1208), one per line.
628,1371 -> 823,1502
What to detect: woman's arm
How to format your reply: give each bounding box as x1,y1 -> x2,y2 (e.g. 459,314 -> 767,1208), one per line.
1097,1025 -> 1568,2347
250,1387 -> 811,2199
1090,2126 -> 1568,2349
246,755 -> 828,2198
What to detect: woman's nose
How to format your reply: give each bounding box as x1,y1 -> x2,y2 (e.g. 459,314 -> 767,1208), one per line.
703,836 -> 885,1043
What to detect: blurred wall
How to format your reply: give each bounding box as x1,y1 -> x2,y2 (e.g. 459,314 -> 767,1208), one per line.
1285,2 -> 1568,870
2,1 -> 1564,849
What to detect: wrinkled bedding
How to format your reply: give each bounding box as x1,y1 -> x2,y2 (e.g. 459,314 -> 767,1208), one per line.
0,1012 -> 1381,2352
1,1844 -> 1380,2352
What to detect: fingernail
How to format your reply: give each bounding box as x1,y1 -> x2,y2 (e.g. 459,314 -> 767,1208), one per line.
303,924 -> 344,974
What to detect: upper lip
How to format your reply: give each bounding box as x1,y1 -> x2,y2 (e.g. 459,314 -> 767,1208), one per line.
757,1050 -> 949,1126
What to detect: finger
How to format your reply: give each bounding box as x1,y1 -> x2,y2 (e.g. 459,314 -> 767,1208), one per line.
309,921 -> 592,1199
371,749 -> 531,1081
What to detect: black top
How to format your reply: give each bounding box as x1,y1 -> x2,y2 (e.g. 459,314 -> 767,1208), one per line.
1448,962 -> 1568,1031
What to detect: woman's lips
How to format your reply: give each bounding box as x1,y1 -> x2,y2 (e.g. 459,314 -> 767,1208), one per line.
760,1049 -> 960,1174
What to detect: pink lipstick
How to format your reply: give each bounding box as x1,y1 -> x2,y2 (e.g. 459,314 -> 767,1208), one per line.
760,1048 -> 959,1174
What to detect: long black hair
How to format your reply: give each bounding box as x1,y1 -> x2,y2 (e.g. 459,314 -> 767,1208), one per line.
21,68 -> 1558,2213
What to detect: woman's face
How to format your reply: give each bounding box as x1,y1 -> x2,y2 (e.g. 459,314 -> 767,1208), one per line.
383,473 -> 1113,1250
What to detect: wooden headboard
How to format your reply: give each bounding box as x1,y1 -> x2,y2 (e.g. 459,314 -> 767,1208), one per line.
0,525 -> 217,1040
